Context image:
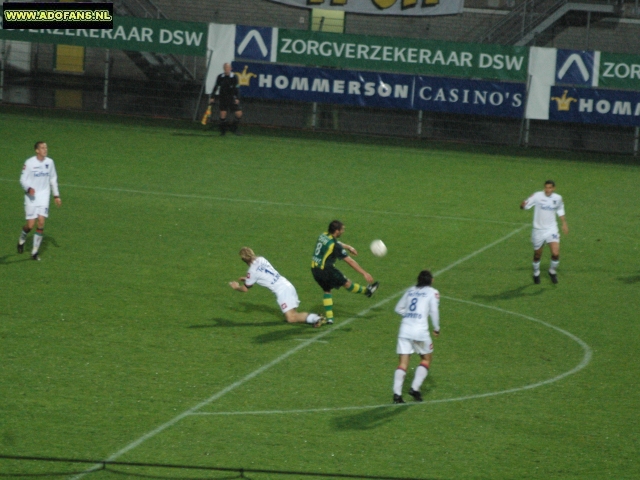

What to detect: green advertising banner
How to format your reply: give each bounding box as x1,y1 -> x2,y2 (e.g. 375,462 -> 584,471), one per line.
598,52 -> 640,91
0,14 -> 207,56
275,29 -> 528,82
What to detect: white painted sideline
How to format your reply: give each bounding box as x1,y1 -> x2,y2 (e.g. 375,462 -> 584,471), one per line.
69,225 -> 526,479
193,295 -> 592,417
0,178 -> 525,226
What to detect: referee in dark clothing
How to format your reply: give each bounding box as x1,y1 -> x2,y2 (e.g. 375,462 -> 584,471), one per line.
209,63 -> 242,136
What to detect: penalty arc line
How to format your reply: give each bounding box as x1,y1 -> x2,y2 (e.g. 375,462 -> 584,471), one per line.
69,225 -> 526,480
0,178 -> 525,226
193,295 -> 592,417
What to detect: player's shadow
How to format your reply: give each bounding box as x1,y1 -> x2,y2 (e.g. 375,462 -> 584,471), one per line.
332,405 -> 409,431
40,236 -> 60,254
236,301 -> 283,318
188,317 -> 283,329
171,132 -> 214,137
618,273 -> 640,284
1,236 -> 60,265
473,284 -> 545,302
0,254 -> 36,265
252,326 -> 317,344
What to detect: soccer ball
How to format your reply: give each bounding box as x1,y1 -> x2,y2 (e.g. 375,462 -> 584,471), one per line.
370,240 -> 387,257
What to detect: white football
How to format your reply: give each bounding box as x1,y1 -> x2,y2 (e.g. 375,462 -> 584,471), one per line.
370,239 -> 387,257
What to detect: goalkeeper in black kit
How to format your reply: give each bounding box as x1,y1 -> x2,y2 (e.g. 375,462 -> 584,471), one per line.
209,62 -> 243,136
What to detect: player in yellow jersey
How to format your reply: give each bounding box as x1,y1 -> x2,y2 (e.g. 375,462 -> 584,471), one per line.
311,220 -> 379,324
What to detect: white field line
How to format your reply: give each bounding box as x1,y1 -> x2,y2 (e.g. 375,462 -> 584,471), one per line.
0,178 -> 525,226
193,295 -> 592,417
69,225 -> 526,479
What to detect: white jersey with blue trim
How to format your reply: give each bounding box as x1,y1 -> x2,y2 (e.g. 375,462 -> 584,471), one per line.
244,257 -> 293,296
523,191 -> 565,231
20,156 -> 60,207
395,286 -> 440,341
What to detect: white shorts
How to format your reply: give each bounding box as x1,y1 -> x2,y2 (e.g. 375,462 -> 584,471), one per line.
25,205 -> 49,220
275,282 -> 300,313
531,229 -> 560,250
397,336 -> 433,355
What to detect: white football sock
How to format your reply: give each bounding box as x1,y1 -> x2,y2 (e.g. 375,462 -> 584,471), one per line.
533,261 -> 541,276
549,260 -> 560,274
306,313 -> 320,324
19,229 -> 29,245
32,233 -> 43,254
393,368 -> 406,396
411,364 -> 429,392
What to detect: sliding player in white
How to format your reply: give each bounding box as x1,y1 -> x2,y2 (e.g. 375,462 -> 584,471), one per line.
230,247 -> 327,327
392,270 -> 440,404
521,180 -> 569,284
17,142 -> 62,261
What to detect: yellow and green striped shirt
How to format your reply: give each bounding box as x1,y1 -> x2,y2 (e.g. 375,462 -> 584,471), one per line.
311,232 -> 348,269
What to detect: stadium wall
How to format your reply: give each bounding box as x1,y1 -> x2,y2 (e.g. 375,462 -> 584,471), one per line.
2,0 -> 639,154
151,0 -> 640,54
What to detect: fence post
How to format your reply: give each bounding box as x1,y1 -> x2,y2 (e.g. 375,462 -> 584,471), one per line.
417,110 -> 423,137
521,0 -> 527,40
0,40 -> 5,103
312,102 -> 318,130
586,11 -> 591,49
193,49 -> 213,121
103,49 -> 110,111
520,74 -> 532,146
634,126 -> 639,157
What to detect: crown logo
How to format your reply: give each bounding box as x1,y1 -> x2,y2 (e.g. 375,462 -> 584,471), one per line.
236,65 -> 257,87
551,90 -> 577,112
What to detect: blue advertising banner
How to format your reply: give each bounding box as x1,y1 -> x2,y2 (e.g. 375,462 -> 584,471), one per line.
548,86 -> 640,126
235,25 -> 274,62
555,49 -> 598,87
413,76 -> 524,117
233,62 -> 525,118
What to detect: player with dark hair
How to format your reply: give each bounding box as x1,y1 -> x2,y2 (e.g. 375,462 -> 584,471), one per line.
392,270 -> 440,404
17,141 -> 62,261
208,63 -> 242,136
311,220 -> 379,324
521,180 -> 569,284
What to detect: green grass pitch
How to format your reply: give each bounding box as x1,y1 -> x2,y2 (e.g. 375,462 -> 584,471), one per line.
0,107 -> 638,479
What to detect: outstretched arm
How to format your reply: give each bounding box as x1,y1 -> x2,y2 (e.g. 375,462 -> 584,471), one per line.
340,243 -> 358,256
229,277 -> 251,292
344,256 -> 373,284
521,195 -> 535,210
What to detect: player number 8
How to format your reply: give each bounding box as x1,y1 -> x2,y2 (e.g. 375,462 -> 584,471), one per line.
409,298 -> 418,311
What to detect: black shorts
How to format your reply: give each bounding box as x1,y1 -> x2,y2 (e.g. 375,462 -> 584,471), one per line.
218,97 -> 241,112
312,267 -> 347,292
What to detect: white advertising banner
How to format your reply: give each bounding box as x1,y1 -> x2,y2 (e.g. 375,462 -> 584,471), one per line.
525,47 -> 556,120
205,23 -> 236,95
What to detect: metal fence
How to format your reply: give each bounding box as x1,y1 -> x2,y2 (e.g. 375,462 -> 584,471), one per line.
243,98 -> 638,155
1,43 -> 638,156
